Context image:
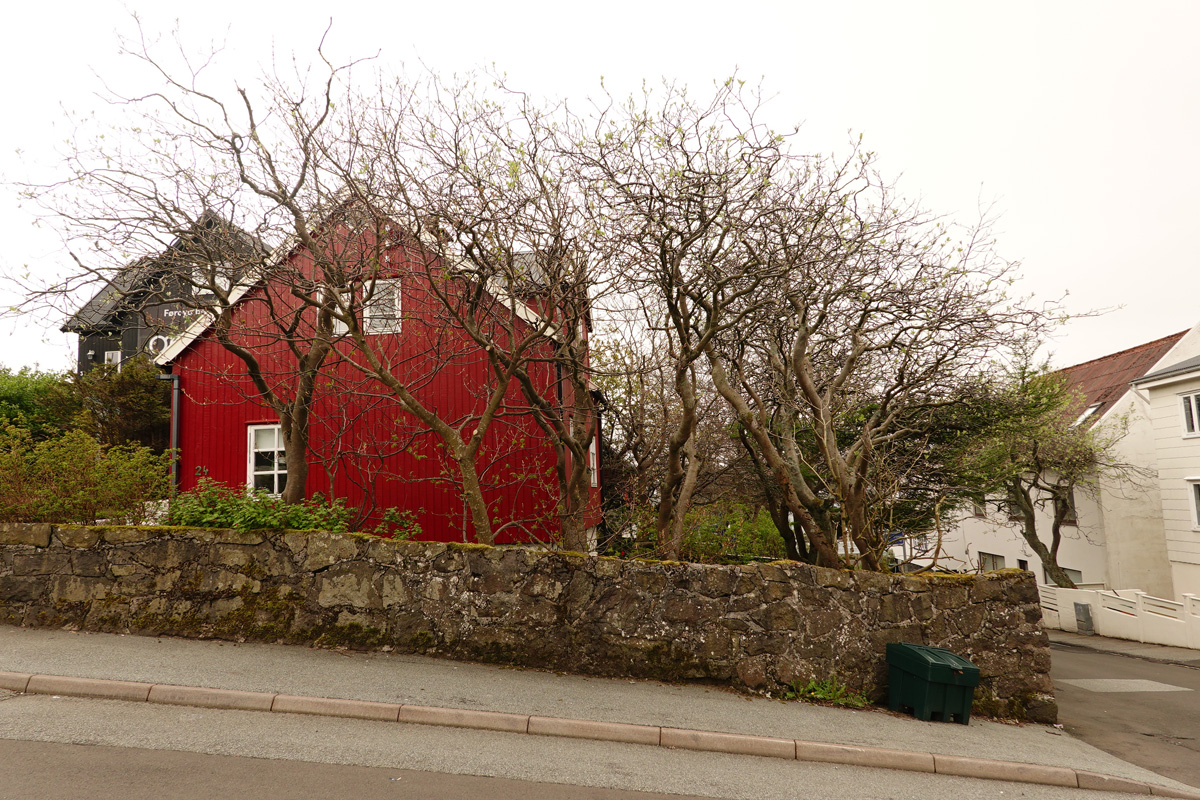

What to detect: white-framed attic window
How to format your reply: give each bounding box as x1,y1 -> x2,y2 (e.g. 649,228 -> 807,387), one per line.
1072,403 -> 1103,427
330,279 -> 401,336
588,436 -> 599,488
363,279 -> 402,334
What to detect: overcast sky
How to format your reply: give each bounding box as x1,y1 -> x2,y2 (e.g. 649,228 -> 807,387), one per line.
2,0 -> 1197,372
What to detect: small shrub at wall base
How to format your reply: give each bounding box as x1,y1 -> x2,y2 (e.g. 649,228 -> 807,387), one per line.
167,478 -> 354,532
783,677 -> 871,709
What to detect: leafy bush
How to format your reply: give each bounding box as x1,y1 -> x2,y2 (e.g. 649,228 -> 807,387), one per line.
0,426 -> 170,524
66,356 -> 171,451
372,506 -> 422,540
680,504 -> 787,564
0,366 -> 74,440
168,478 -> 354,532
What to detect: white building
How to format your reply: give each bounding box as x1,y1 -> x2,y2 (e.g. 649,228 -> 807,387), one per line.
931,326 -> 1200,600
1131,353 -> 1200,597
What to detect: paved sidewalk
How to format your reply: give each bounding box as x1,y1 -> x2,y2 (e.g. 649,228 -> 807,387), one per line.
1048,629 -> 1200,668
1,624 -> 1197,797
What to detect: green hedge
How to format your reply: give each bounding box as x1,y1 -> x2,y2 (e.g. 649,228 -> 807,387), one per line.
0,426 -> 169,524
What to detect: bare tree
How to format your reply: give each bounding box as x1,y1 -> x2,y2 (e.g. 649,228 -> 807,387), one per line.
569,80 -> 789,558
705,152 -> 1057,569
14,30 -> 595,545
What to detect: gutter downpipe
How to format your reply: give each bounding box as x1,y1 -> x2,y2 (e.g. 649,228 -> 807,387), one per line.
156,371 -> 181,497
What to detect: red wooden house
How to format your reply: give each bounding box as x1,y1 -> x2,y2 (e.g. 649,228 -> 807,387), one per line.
145,218 -> 602,546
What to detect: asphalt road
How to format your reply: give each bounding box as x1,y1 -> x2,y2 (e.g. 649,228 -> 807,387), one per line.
0,738 -> 717,800
1051,640 -> 1200,789
0,690 -> 1146,800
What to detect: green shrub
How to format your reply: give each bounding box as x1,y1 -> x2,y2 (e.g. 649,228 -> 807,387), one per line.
0,426 -> 170,524
0,366 -> 74,440
168,477 -> 354,532
372,506 -> 422,540
783,677 -> 871,708
680,504 -> 787,564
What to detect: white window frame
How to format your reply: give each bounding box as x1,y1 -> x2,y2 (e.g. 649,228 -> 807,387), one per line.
328,280 -> 401,337
1187,478 -> 1200,530
1181,393 -> 1200,438
588,436 -> 599,488
363,279 -> 402,335
1072,403 -> 1103,427
247,424 -> 287,496
970,494 -> 986,518
978,551 -> 1006,572
1044,565 -> 1084,585
1060,487 -> 1078,527
103,350 -> 123,370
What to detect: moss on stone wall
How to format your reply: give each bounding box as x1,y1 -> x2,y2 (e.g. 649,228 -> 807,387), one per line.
0,523 -> 1055,722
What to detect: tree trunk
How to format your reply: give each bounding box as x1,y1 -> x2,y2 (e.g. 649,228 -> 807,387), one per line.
453,451 -> 495,546
662,438 -> 702,560
280,430 -> 310,505
1008,478 -> 1076,588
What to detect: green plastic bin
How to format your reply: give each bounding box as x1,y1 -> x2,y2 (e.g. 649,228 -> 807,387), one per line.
886,642 -> 979,724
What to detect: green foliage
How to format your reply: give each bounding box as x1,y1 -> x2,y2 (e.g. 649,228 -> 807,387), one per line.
168,478 -> 356,532
0,358 -> 170,451
604,503 -> 786,564
59,357 -> 172,450
783,677 -> 870,708
0,426 -> 170,524
372,506 -> 423,540
0,365 -> 74,439
681,504 -> 787,564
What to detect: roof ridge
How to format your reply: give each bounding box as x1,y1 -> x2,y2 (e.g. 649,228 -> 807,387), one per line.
1058,330 -> 1188,373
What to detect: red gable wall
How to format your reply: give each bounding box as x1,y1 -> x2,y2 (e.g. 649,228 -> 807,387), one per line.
169,236 -> 599,544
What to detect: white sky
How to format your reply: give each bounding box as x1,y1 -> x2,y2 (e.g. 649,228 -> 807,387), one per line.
2,0 -> 1197,372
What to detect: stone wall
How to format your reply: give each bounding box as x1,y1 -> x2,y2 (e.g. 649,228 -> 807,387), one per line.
0,523 -> 1055,722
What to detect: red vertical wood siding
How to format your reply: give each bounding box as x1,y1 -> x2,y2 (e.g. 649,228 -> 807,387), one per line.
172,235 -> 600,544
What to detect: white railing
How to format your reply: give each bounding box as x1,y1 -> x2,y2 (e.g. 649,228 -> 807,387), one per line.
1037,585 -> 1200,650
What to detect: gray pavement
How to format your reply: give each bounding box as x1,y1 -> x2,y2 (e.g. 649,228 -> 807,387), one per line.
1050,634 -> 1200,788
1048,629 -> 1200,667
0,691 -> 1147,800
0,738 -> 721,800
1,624 -> 1197,798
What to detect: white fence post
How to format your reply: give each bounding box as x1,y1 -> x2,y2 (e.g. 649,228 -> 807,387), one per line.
1185,594 -> 1200,650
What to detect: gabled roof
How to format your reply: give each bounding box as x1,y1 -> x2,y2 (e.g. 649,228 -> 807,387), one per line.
61,258 -> 158,333
61,211 -> 265,334
1058,330 -> 1187,419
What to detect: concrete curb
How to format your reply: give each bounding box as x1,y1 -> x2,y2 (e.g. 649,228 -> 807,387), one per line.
3,669 -> 1198,798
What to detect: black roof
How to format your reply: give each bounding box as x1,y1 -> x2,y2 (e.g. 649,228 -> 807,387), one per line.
61,211 -> 266,334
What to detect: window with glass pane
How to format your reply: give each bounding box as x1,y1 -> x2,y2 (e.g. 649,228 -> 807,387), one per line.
979,551 -> 1005,572
364,280 -> 401,334
249,425 -> 287,495
1183,394 -> 1200,435
588,437 -> 598,488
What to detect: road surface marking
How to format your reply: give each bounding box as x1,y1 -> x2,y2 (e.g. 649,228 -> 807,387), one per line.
1056,679 -> 1192,693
